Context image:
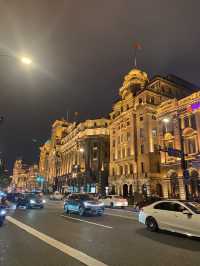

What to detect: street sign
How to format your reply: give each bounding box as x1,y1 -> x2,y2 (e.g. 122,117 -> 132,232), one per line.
167,148 -> 184,158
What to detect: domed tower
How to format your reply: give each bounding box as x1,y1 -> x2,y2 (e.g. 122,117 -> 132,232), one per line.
119,68 -> 149,99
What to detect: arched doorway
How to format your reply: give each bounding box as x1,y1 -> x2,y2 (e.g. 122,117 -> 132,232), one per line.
156,183 -> 163,197
123,184 -> 128,197
168,170 -> 179,199
129,184 -> 133,196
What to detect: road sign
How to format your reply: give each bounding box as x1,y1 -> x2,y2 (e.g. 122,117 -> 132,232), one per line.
167,148 -> 184,158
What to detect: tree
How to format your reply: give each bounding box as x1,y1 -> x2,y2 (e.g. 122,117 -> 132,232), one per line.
0,174 -> 11,190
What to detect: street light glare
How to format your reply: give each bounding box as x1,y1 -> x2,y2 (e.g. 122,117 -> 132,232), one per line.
21,57 -> 32,65
163,118 -> 170,123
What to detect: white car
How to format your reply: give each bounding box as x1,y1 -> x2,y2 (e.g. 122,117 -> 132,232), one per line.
139,200 -> 200,237
101,195 -> 128,208
50,191 -> 63,200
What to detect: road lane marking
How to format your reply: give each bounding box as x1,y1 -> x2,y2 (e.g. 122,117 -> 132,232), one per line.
6,216 -> 109,266
61,215 -> 113,229
104,212 -> 138,221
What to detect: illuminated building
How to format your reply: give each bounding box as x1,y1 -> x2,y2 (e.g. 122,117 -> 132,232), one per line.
39,118 -> 109,194
12,159 -> 39,191
157,91 -> 200,199
109,68 -> 198,199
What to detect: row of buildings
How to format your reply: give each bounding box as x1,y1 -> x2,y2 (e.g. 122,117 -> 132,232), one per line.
13,66 -> 200,200
11,160 -> 40,192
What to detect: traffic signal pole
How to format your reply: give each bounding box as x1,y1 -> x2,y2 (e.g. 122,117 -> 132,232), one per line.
178,118 -> 189,200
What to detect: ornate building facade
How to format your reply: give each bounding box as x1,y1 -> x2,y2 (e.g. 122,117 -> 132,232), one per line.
109,68 -> 198,199
39,118 -> 110,194
11,159 -> 39,191
157,91 -> 200,200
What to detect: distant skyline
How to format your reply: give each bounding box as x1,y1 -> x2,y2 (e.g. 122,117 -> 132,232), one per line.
0,0 -> 200,173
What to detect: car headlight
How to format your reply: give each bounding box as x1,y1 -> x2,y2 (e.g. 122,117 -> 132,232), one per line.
30,199 -> 36,204
42,199 -> 46,203
84,202 -> 90,207
0,209 -> 6,216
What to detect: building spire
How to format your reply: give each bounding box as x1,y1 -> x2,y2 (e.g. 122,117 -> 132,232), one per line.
133,42 -> 142,68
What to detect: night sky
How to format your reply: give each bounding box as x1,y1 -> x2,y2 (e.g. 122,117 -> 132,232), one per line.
0,0 -> 200,173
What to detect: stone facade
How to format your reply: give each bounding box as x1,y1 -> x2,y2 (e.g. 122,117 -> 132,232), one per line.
11,160 -> 39,191
157,91 -> 200,200
39,118 -> 110,194
109,68 -> 198,199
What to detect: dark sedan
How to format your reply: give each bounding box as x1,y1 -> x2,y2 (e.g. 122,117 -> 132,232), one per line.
17,193 -> 46,209
64,193 -> 104,216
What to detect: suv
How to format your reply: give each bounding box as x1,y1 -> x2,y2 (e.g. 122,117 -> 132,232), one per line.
64,193 -> 104,216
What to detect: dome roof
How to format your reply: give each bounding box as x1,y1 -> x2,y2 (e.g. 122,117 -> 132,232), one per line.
119,68 -> 148,98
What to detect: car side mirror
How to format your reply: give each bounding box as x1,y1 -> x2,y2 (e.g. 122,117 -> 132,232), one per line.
182,210 -> 192,216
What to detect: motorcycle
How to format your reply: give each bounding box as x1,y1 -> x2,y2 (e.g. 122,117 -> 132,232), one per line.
0,206 -> 7,226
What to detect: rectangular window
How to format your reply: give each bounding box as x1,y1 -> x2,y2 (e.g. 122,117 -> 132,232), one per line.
118,150 -> 121,159
190,114 -> 196,129
141,144 -> 144,154
119,166 -> 123,175
127,121 -> 130,126
140,116 -> 143,121
129,164 -> 133,174
152,128 -> 157,137
122,148 -> 125,158
141,162 -> 145,173
112,140 -> 115,147
188,138 -> 196,154
184,116 -> 190,128
125,165 -> 128,175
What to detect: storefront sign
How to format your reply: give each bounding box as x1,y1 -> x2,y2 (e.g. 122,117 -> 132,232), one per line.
187,101 -> 200,112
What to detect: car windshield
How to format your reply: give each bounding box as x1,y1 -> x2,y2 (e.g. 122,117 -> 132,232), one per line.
185,202 -> 200,214
79,194 -> 94,201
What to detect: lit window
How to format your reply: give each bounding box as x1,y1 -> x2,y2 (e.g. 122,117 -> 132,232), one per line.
152,128 -> 157,137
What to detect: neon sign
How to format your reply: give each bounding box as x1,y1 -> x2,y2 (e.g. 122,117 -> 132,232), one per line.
187,102 -> 200,112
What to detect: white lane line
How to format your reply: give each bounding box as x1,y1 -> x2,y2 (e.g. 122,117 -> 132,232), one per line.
6,216 -> 109,266
104,212 -> 138,221
61,215 -> 113,229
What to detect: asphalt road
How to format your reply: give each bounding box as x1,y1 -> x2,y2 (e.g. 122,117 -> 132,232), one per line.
1,200 -> 200,266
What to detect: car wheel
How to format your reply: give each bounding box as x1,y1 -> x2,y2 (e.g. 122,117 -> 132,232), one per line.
110,202 -> 114,208
79,206 -> 85,216
146,217 -> 158,232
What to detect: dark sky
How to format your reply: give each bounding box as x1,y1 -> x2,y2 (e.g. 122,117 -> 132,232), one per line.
0,0 -> 200,173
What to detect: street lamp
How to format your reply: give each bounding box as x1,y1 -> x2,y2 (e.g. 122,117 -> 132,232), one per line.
162,117 -> 170,132
79,148 -> 84,153
20,56 -> 32,65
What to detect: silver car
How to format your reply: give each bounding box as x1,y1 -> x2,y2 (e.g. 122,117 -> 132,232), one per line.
139,200 -> 200,237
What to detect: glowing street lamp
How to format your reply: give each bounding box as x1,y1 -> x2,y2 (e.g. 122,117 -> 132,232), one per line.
79,148 -> 84,153
162,118 -> 170,124
20,56 -> 32,65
